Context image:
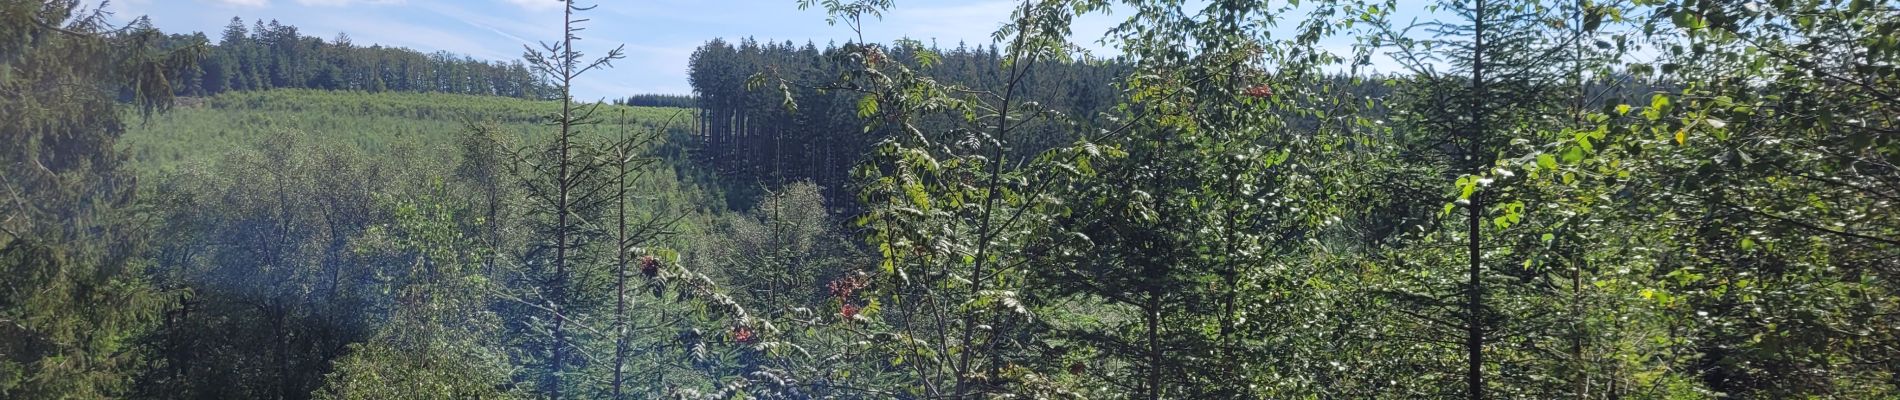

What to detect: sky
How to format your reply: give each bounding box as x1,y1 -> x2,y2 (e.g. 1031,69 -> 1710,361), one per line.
107,0 -> 1130,100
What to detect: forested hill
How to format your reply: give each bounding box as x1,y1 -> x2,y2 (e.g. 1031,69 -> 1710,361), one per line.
686,38 -> 1127,207
148,17 -> 550,99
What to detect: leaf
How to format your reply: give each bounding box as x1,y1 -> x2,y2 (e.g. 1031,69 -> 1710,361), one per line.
1615,104 -> 1631,115
856,95 -> 879,118
1643,95 -> 1669,121
1538,154 -> 1558,170
904,182 -> 931,210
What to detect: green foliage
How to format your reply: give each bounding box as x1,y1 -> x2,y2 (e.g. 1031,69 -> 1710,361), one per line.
701,181 -> 863,313
0,1 -> 187,397
120,87 -> 733,399
122,89 -> 691,176
314,188 -> 521,400
686,36 -> 1126,210
153,16 -> 548,98
15,0 -> 1900,399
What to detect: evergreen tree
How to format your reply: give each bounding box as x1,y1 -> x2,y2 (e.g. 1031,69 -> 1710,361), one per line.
507,1 -> 626,397
0,1 -> 194,397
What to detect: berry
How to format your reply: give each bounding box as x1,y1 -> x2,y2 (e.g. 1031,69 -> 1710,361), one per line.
640,255 -> 659,278
827,273 -> 869,299
1244,84 -> 1273,98
732,326 -> 755,343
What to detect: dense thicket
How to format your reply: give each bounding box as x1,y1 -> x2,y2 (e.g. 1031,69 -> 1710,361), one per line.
150,17 -> 549,99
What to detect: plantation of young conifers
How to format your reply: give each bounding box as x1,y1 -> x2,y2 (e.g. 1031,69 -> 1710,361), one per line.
4,0 -> 1898,399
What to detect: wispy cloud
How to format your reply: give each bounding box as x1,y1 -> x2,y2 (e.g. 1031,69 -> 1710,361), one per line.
296,0 -> 406,6
500,0 -> 563,12
211,0 -> 269,7
311,12 -> 515,61
420,2 -> 548,47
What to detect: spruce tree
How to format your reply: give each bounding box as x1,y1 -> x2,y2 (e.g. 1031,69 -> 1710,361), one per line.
508,0 -> 624,397
0,0 -> 193,397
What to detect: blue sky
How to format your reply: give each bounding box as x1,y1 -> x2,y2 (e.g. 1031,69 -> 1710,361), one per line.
109,0 -> 1132,99
108,1 -> 1439,100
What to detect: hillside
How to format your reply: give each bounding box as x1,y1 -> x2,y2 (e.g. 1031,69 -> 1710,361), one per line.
123,89 -> 696,174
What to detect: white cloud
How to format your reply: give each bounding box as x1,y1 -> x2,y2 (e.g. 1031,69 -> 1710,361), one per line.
502,0 -> 563,12
210,0 -> 269,7
420,2 -> 549,46
296,0 -> 406,6
308,12 -> 515,61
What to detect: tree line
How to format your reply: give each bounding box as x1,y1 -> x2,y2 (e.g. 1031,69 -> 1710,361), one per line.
613,93 -> 698,108
686,38 -> 1126,208
146,16 -> 551,99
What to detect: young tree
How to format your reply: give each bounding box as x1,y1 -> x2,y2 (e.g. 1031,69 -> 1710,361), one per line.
602,112 -> 685,399
506,0 -> 626,397
1029,0 -> 1367,397
763,0 -> 1110,396
1363,0 -> 1579,397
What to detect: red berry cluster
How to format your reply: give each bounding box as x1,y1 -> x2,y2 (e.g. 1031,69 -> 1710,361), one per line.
1244,84 -> 1273,98
828,273 -> 870,320
732,326 -> 755,343
827,273 -> 869,299
639,255 -> 659,278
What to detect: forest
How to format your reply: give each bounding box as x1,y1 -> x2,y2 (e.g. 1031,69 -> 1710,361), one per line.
152,15 -> 550,98
2,0 -> 1898,399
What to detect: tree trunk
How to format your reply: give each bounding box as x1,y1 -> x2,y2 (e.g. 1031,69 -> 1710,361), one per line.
548,2 -> 576,398
1466,1 -> 1488,399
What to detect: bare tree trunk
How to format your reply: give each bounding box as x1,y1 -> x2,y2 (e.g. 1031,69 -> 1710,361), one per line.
1570,3 -> 1590,397
1466,1 -> 1489,399
1459,3 -> 1489,400
1146,289 -> 1162,400
611,119 -> 632,400
548,2 -> 576,398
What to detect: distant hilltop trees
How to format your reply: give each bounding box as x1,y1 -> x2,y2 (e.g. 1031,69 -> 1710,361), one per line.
151,17 -> 552,99
612,93 -> 697,108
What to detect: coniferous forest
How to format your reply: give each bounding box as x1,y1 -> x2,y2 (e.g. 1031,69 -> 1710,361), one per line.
4,0 -> 1899,399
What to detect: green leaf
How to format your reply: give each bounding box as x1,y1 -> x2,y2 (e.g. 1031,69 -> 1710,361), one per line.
857,95 -> 879,118
1538,154 -> 1558,170
903,182 -> 931,210
1644,95 -> 1670,121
